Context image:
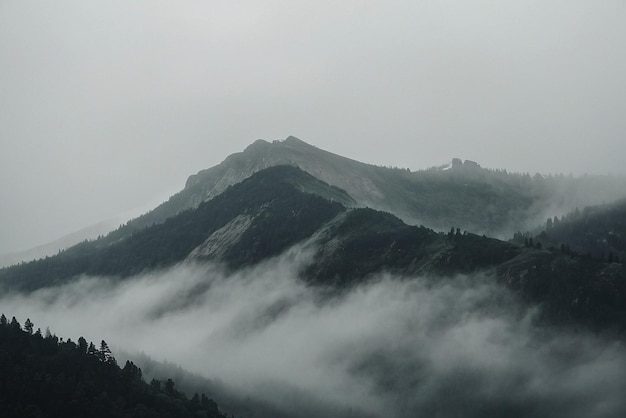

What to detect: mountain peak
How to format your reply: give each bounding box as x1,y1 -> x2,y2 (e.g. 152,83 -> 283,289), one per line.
282,135 -> 307,145
284,135 -> 302,142
433,158 -> 483,172
271,135 -> 315,150
243,139 -> 271,152
243,136 -> 312,153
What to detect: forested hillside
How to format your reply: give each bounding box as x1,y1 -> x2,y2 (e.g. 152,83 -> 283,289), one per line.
525,198 -> 626,263
0,315 -> 227,418
0,166 -> 346,291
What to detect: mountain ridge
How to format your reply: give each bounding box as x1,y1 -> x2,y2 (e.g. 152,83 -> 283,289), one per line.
6,136 -> 626,263
0,166 -> 347,291
119,136 -> 626,241
2,164 -> 625,334
2,158 -> 626,418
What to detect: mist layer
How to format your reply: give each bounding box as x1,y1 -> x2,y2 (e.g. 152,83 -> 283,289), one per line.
2,250 -> 625,418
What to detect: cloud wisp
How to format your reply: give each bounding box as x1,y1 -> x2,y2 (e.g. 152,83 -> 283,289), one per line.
2,249 -> 626,418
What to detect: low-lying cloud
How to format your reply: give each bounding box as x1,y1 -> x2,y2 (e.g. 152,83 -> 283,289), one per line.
2,248 -> 626,418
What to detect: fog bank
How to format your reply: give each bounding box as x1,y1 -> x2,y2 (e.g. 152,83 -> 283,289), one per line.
2,250 -> 626,417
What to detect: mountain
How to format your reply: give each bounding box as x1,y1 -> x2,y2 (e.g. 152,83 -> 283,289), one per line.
9,136 -> 623,269
403,161 -> 626,237
302,208 -> 519,286
0,166 -> 518,292
116,136 -> 626,240
123,136 -> 414,230
2,144 -> 626,418
0,166 -> 347,291
2,163 -> 624,334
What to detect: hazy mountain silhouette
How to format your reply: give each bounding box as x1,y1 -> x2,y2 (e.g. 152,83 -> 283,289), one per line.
1,166 -> 517,291
2,141 -> 626,418
0,218 -> 122,268
116,136 -> 626,240
2,164 -> 624,333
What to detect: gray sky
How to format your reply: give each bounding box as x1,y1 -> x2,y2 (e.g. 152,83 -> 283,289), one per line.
1,0 -> 626,254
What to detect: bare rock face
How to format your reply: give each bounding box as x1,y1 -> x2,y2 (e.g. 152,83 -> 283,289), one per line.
187,215 -> 254,261
183,136 -> 389,212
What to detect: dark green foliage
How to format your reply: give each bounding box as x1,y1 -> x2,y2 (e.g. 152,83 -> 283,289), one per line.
0,166 -> 345,292
439,229 -> 521,275
0,316 -> 227,418
132,351 -> 295,418
508,202 -> 626,332
24,318 -> 33,335
497,250 -> 626,332
408,165 -> 626,237
1,164 -> 624,336
406,166 -> 536,236
223,189 -> 346,268
305,208 -> 521,285
10,316 -> 20,331
530,199 -> 626,263
78,336 -> 88,354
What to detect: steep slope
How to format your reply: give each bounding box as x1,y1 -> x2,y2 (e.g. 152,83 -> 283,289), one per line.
127,136 -> 403,230
497,248 -> 626,331
0,164 -> 523,294
0,166 -> 347,291
2,164 -> 625,335
530,198 -> 626,262
119,136 -> 626,240
0,164 -> 520,293
303,208 -> 520,286
0,316 -> 227,418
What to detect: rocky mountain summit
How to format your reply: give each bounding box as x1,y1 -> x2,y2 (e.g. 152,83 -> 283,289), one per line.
122,136 -> 626,240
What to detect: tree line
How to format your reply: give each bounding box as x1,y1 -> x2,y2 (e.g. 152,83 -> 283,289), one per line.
0,314 -> 228,418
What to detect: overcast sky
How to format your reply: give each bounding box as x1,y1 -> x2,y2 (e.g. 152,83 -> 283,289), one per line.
1,0 -> 626,254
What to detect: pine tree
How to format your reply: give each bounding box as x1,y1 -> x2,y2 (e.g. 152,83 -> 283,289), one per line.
164,378 -> 176,395
99,340 -> 117,365
78,336 -> 88,354
24,318 -> 34,335
150,379 -> 161,390
10,316 -> 20,330
99,340 -> 110,361
191,393 -> 201,409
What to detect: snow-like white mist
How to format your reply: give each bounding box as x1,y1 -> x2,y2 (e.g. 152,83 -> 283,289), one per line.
2,248 -> 626,418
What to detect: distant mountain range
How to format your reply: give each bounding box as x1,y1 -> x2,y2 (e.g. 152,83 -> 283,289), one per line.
2,136 -> 626,417
6,136 -> 625,265
119,136 -> 626,240
1,157 -> 625,332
